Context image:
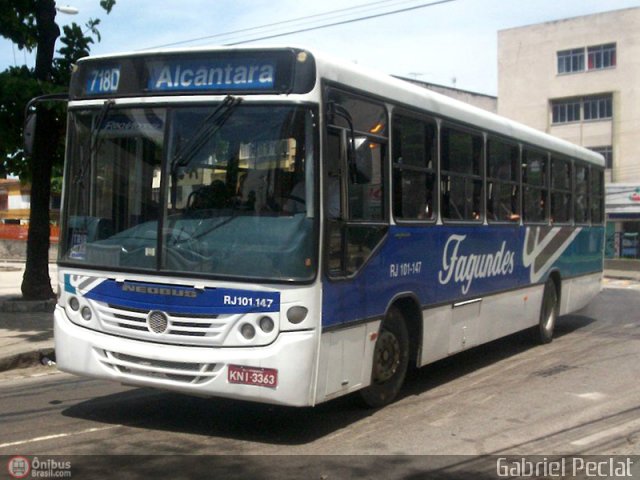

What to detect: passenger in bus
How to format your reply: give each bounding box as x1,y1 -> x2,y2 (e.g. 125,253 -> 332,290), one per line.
187,179 -> 231,210
284,178 -> 306,214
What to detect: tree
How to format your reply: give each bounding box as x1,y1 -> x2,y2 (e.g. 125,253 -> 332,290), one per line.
0,0 -> 115,299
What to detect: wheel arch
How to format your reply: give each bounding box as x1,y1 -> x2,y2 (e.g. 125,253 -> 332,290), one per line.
385,292 -> 423,368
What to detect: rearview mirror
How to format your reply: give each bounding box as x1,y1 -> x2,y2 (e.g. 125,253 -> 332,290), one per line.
23,112 -> 36,157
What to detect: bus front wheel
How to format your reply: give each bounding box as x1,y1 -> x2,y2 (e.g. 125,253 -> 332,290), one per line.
359,306 -> 409,408
533,278 -> 559,344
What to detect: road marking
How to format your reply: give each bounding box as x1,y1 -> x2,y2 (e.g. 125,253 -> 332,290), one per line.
571,418 -> 640,446
574,392 -> 607,401
0,425 -> 118,449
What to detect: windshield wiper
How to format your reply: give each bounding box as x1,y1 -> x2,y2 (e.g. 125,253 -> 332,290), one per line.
76,99 -> 115,186
170,95 -> 243,173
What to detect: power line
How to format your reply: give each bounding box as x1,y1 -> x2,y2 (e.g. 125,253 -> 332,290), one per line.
224,0 -> 456,46
147,0 -> 419,49
214,0 -> 428,47
146,0 -> 456,50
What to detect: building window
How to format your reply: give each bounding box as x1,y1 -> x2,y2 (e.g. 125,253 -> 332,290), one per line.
557,43 -> 616,74
587,43 -> 616,70
552,99 -> 581,124
551,94 -> 613,124
583,94 -> 612,120
589,146 -> 613,169
557,48 -> 584,74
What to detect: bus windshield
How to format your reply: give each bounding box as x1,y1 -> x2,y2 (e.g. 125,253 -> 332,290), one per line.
61,103 -> 317,282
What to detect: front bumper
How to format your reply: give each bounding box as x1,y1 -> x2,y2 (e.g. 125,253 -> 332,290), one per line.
54,306 -> 318,406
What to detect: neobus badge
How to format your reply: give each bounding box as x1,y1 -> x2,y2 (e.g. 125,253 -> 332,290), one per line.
121,283 -> 199,298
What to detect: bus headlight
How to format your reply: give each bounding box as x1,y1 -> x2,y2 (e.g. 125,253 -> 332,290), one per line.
81,306 -> 93,321
69,297 -> 80,311
240,323 -> 256,339
287,306 -> 308,324
259,316 -> 274,333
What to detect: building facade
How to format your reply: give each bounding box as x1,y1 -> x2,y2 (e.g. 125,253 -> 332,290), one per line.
0,178 -> 30,224
395,76 -> 498,113
497,7 -> 640,258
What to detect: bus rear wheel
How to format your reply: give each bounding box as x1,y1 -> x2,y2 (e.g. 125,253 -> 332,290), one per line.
359,306 -> 409,408
533,278 -> 559,344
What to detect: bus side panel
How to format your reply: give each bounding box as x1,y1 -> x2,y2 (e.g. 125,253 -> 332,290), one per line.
322,225 -> 603,330
419,284 -> 543,367
322,225 -> 603,371
474,284 -> 543,346
419,305 -> 451,365
559,272 -> 603,315
315,322 -> 380,403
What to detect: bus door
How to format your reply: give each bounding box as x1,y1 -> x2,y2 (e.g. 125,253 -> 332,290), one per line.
323,88 -> 389,317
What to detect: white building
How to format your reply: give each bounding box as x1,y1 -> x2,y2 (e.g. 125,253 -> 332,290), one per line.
497,7 -> 640,258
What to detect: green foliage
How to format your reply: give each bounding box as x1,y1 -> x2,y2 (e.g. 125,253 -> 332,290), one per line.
0,0 -> 38,50
0,66 -> 41,178
0,2 -> 117,180
100,0 -> 116,14
53,22 -> 96,86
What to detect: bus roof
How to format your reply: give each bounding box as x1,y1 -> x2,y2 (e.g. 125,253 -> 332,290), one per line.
76,45 -> 604,167
309,49 -> 604,167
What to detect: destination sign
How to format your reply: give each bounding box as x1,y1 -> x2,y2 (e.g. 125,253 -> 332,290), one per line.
147,59 -> 276,92
70,48 -> 317,99
85,66 -> 121,95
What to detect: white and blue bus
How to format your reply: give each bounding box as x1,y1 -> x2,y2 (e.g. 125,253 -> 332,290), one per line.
54,46 -> 604,407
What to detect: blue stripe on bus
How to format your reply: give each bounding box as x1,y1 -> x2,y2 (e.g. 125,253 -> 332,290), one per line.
321,225 -> 603,328
82,280 -> 280,315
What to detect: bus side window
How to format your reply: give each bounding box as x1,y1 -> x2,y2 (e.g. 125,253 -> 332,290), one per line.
487,137 -> 520,223
440,125 -> 483,222
574,164 -> 589,224
522,148 -> 549,224
550,156 -> 572,224
590,167 -> 604,224
392,113 -> 436,221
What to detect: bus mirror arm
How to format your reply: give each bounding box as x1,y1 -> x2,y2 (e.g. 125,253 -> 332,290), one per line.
23,93 -> 69,158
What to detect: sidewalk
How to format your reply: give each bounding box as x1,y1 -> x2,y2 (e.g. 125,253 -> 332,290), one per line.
0,261 -> 57,372
0,261 -> 639,373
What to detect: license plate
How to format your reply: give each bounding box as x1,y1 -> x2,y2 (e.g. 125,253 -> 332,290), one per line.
228,364 -> 278,388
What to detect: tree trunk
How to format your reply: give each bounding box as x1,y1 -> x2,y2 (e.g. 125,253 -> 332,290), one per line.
21,0 -> 59,300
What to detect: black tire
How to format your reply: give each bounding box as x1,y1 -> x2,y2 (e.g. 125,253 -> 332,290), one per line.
359,306 -> 409,408
533,278 -> 559,344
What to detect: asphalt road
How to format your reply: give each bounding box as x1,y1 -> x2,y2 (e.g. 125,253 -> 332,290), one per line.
1,283 -> 639,478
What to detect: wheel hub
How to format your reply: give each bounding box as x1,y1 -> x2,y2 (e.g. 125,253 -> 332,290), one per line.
372,330 -> 400,383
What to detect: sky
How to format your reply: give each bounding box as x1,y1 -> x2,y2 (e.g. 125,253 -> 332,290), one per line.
2,0 -> 640,96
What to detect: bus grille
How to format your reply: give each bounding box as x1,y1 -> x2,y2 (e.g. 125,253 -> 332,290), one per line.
96,349 -> 220,385
94,303 -> 231,346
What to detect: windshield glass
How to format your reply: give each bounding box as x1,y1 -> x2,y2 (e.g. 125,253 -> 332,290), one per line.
61,103 -> 317,282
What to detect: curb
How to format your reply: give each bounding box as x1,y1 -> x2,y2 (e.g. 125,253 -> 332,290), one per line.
604,275 -> 640,282
0,348 -> 55,373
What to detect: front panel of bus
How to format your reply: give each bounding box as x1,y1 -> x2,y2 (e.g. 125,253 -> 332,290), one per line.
54,49 -> 325,406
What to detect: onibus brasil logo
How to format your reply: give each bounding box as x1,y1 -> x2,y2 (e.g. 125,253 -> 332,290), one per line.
7,456 -> 72,479
7,457 -> 30,479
